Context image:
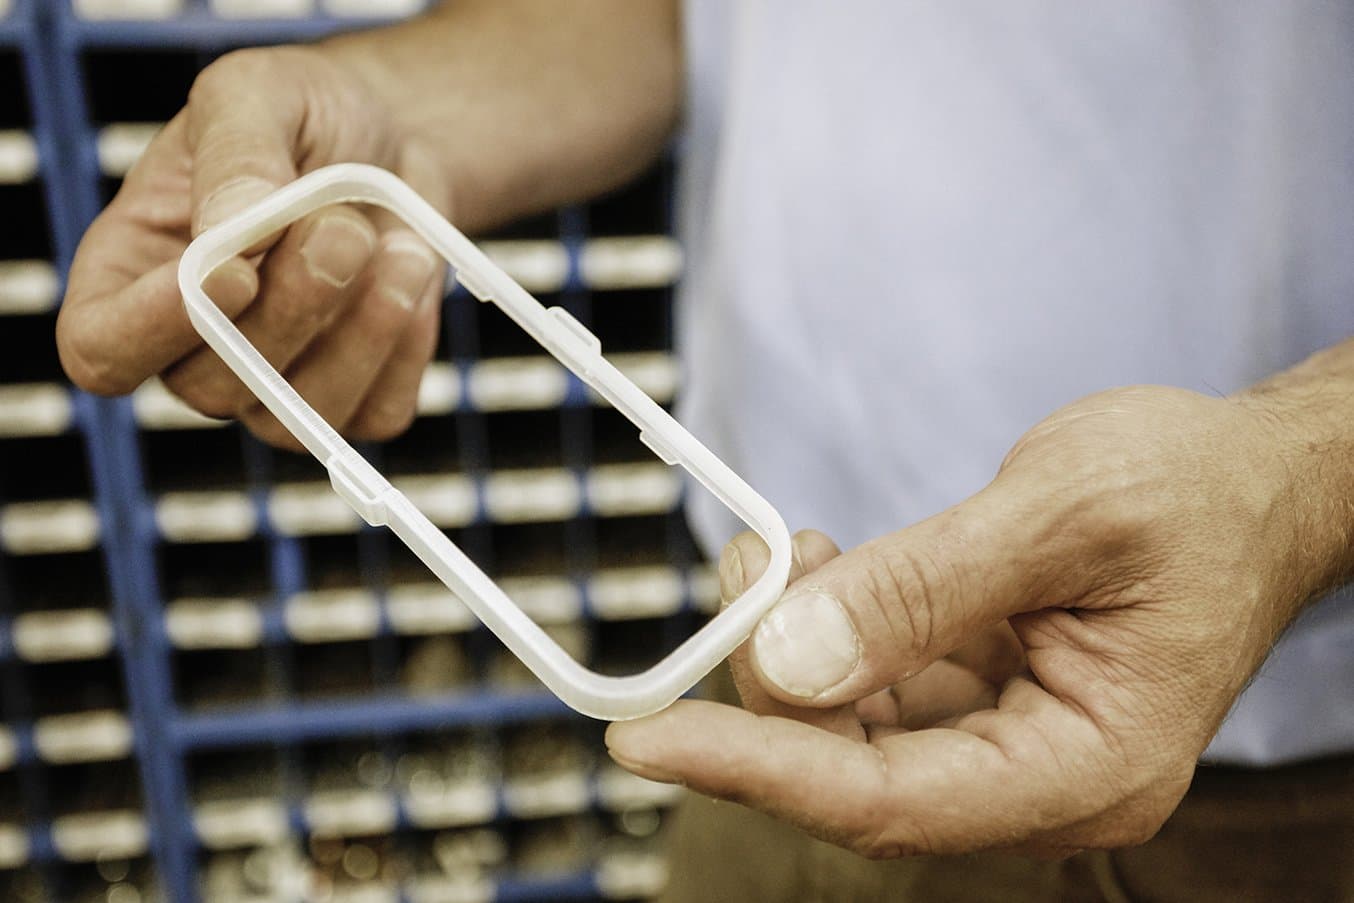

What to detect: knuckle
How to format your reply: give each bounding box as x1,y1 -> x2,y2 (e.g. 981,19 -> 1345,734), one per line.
372,233 -> 439,317
1068,483 -> 1156,547
862,543 -> 937,661
190,48 -> 274,105
57,316 -> 134,396
349,396 -> 417,442
161,370 -> 238,421
275,290 -> 337,339
242,411 -> 303,453
366,290 -> 419,340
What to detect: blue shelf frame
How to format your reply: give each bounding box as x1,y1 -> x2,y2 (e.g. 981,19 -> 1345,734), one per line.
4,2 -> 151,900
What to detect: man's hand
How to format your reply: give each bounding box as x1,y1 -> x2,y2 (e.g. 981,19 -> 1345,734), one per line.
54,0 -> 681,451
56,47 -> 449,450
607,384 -> 1348,859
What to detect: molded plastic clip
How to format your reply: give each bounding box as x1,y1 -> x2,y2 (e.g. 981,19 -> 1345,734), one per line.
456,268 -> 493,301
326,454 -> 393,527
639,430 -> 680,466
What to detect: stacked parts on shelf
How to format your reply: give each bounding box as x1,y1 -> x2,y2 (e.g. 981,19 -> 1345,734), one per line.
0,2 -> 714,901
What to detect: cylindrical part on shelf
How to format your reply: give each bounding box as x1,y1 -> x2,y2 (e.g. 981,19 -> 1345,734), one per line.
155,491 -> 257,543
415,362 -> 461,416
588,566 -> 685,620
387,475 -> 478,530
402,782 -> 496,831
482,468 -> 581,523
269,481 -> 361,536
0,131 -> 37,184
478,240 -> 569,293
0,728 -> 16,771
596,837 -> 670,900
322,0 -> 427,19
33,710 -> 133,764
0,500 -> 100,555
607,351 -> 680,404
0,262 -> 59,315
12,609 -> 115,662
210,0 -> 313,18
73,0 -> 184,20
285,589 -> 381,643
51,810 -> 148,862
164,596 -> 263,649
579,236 -> 684,290
96,123 -> 162,178
304,789 -> 397,839
466,357 -> 568,413
0,384 -> 73,437
497,575 -> 582,624
385,584 -> 477,635
193,799 -> 289,850
0,824 -> 28,870
585,463 -> 682,517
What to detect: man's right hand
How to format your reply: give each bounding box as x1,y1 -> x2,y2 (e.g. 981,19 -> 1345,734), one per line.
56,46 -> 450,450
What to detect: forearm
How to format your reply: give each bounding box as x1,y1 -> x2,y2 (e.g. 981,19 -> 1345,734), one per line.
321,0 -> 682,233
1237,335 -> 1354,608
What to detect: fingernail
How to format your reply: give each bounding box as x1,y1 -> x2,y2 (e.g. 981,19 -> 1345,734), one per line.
752,590 -> 860,698
195,176 -> 277,234
381,234 -> 440,311
718,544 -> 744,604
201,258 -> 258,315
301,214 -> 375,289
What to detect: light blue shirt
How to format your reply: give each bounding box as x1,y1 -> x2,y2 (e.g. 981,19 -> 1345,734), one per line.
677,0 -> 1354,766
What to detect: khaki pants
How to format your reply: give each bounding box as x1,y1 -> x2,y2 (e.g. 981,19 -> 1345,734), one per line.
659,669 -> 1354,903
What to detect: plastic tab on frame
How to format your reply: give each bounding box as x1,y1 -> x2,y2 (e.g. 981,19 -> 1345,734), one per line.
178,164 -> 791,720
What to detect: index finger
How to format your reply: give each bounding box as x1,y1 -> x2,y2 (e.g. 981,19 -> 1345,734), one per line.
57,117 -> 259,396
606,678 -> 1113,857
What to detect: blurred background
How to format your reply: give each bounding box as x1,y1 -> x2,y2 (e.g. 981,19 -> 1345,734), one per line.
0,1 -> 712,901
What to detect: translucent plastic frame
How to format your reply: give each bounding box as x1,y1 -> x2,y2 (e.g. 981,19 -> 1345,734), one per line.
178,163 -> 792,720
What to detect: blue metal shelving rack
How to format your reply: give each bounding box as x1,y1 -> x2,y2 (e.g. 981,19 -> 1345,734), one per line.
1,2 -> 703,900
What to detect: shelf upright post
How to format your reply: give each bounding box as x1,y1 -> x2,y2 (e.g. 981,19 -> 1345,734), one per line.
40,4 -> 202,900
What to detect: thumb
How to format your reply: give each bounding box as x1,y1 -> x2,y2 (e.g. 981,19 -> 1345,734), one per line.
748,483 -> 1060,707
185,51 -> 302,239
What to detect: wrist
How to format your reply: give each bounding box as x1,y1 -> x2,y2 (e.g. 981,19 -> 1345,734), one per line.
1233,341 -> 1354,611
305,37 -> 460,221
315,1 -> 682,235
312,23 -> 519,234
